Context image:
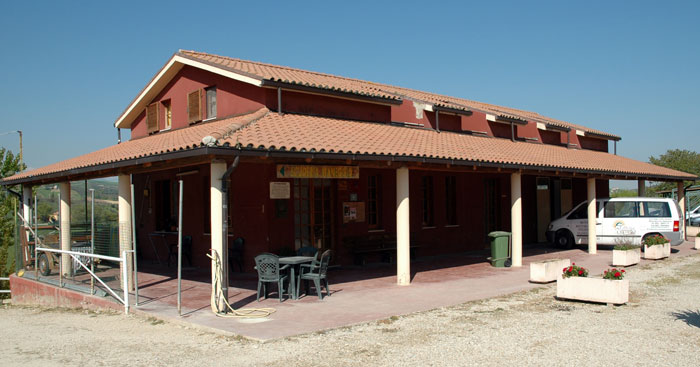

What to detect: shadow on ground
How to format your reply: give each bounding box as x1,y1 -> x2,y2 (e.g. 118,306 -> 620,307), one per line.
671,309 -> 700,328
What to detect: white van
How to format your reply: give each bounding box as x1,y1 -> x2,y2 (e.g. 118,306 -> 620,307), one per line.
546,197 -> 683,248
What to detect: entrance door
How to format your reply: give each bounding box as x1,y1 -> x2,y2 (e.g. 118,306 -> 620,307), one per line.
536,177 -> 551,242
484,179 -> 501,246
294,179 -> 334,252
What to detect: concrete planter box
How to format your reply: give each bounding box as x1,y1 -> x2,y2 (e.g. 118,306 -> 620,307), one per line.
695,236 -> 700,250
612,248 -> 641,267
644,243 -> 669,260
556,276 -> 629,305
530,258 -> 570,283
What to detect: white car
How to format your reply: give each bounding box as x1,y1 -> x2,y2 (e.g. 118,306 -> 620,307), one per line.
689,205 -> 700,227
547,197 -> 683,248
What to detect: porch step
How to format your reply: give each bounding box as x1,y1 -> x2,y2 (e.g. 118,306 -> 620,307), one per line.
21,272 -> 108,297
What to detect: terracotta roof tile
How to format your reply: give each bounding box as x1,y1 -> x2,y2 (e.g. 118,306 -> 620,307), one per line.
179,50 -> 618,139
2,110 -> 694,185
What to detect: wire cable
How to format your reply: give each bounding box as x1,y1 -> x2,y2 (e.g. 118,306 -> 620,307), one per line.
206,250 -> 275,318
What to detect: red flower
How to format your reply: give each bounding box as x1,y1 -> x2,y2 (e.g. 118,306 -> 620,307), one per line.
572,262 -> 575,265
615,272 -> 621,277
568,267 -> 573,272
578,270 -> 583,275
621,269 -> 625,273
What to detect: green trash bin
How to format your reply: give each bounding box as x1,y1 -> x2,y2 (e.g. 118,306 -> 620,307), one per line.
487,231 -> 511,267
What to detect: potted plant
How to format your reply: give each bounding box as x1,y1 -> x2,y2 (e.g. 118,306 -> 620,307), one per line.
557,264 -> 629,305
612,241 -> 641,267
642,234 -> 670,260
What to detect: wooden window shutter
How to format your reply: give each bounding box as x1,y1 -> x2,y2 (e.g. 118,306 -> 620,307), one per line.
187,89 -> 202,123
146,103 -> 159,133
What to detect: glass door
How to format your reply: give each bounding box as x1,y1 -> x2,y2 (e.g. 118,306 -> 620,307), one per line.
294,179 -> 334,251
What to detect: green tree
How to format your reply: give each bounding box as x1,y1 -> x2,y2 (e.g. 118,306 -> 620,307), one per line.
0,147 -> 26,297
648,149 -> 700,194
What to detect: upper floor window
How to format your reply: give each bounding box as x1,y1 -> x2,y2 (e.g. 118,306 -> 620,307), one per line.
146,102 -> 159,134
205,86 -> 217,119
162,100 -> 172,130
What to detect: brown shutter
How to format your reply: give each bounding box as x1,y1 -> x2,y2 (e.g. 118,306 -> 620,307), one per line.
187,89 -> 202,123
146,103 -> 159,133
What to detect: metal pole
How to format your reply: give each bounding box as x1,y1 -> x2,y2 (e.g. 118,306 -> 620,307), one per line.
33,195 -> 37,279
122,250 -> 129,314
130,182 -> 138,306
58,191 -> 62,287
177,179 -> 183,316
84,181 -> 88,225
90,189 -> 95,295
18,130 -> 22,165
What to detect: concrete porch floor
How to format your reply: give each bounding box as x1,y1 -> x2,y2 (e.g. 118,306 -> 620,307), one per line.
29,240 -> 700,341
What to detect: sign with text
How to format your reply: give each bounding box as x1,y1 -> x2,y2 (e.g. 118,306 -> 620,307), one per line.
276,165 -> 359,179
269,182 -> 290,199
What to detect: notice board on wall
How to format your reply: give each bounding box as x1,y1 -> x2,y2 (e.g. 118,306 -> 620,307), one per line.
343,201 -> 365,223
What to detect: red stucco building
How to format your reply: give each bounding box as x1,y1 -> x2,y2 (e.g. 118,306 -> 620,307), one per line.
2,50 -> 695,309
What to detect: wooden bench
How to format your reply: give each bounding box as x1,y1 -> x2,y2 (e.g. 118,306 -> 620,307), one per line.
343,234 -> 421,265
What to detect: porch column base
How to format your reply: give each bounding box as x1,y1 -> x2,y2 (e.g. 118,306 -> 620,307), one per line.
396,166 -> 410,285
587,178 -> 597,254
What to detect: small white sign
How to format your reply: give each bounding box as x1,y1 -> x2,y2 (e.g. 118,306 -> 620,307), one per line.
270,182 -> 290,199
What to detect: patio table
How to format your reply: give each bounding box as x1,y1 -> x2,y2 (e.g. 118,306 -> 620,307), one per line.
279,256 -> 314,300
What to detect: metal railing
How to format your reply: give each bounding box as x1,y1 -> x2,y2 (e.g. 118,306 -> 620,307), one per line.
34,247 -> 136,314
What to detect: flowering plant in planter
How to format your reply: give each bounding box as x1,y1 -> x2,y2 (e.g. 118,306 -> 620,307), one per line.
613,243 -> 640,251
562,262 -> 588,278
642,234 -> 669,246
602,268 -> 626,280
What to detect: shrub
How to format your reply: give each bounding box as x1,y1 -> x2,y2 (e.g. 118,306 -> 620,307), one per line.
642,234 -> 669,246
562,262 -> 588,278
614,243 -> 640,251
602,268 -> 626,280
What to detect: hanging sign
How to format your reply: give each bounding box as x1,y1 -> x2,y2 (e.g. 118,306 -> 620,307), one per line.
276,165 -> 359,179
269,182 -> 290,199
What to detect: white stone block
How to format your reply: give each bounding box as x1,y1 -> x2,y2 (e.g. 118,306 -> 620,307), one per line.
644,243 -> 669,260
695,236 -> 700,250
529,258 -> 570,283
556,277 -> 628,305
612,248 -> 641,267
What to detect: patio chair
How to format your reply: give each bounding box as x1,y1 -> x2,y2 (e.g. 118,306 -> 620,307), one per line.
167,235 -> 192,268
229,237 -> 245,273
298,250 -> 332,300
254,253 -> 290,302
297,245 -> 319,261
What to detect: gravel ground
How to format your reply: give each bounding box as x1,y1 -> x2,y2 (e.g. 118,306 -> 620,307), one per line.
2,253 -> 700,366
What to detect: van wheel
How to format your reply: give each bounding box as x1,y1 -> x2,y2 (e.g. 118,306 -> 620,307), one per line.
555,230 -> 574,249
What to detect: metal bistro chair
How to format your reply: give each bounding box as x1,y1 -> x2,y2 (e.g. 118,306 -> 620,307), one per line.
298,250 -> 332,300
254,253 -> 290,302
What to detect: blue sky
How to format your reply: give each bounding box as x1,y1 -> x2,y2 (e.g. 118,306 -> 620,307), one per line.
0,1 -> 698,188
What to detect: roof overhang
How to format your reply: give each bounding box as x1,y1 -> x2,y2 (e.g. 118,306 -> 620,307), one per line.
113,53 -> 264,129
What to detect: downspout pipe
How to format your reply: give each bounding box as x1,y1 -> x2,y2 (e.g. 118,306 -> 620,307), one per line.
220,155 -> 240,305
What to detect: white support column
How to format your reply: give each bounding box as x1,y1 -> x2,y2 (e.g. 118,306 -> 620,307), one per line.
638,180 -> 646,197
510,173 -> 522,267
396,166 -> 411,285
118,175 -> 134,290
677,181 -> 686,241
59,182 -> 72,276
22,186 -> 32,242
587,178 -> 597,254
22,185 -> 32,224
210,160 -> 227,309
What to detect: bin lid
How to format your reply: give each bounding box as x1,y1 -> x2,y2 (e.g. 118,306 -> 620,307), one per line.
488,231 -> 511,238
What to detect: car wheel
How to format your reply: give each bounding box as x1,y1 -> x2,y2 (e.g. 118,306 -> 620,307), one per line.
555,230 -> 574,249
38,253 -> 51,276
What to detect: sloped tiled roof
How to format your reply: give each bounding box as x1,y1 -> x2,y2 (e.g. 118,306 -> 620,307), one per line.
2,108 -> 685,186
178,50 -> 618,139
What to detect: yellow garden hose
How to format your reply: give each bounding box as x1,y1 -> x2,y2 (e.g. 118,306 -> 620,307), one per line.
206,251 -> 275,318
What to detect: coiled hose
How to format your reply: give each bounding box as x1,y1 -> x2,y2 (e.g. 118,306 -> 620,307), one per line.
206,250 -> 275,318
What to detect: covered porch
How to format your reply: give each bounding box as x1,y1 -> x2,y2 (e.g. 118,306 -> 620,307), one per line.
10,239 -> 700,340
